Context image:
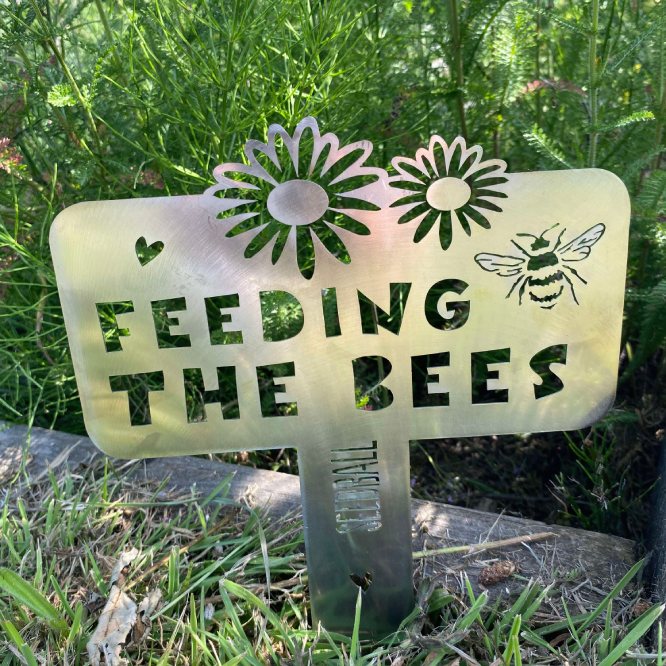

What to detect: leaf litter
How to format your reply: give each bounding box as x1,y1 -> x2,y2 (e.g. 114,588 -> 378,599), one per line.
87,548 -> 162,666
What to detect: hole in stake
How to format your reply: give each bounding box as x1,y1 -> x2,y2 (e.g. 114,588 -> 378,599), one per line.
350,571 -> 373,592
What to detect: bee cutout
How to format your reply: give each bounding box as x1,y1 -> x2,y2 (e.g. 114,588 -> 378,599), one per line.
474,223 -> 606,309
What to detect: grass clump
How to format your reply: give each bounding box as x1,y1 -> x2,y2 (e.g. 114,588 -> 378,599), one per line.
0,458 -> 663,664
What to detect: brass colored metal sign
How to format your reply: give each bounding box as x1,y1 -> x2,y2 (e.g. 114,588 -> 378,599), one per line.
50,117 -> 630,637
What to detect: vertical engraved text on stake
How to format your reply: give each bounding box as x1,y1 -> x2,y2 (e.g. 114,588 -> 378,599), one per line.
331,442 -> 382,533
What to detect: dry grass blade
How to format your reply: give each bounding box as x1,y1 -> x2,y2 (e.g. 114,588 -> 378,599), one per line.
412,531 -> 558,559
110,548 -> 140,586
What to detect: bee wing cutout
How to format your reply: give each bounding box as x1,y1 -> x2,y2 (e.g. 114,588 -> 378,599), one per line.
474,253 -> 526,277
557,223 -> 605,262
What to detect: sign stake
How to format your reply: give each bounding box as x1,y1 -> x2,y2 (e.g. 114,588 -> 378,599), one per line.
298,439 -> 413,636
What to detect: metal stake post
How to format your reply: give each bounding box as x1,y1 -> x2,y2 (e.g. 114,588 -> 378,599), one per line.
298,438 -> 414,637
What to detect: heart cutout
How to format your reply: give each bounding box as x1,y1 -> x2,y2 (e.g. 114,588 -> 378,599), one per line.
135,236 -> 164,266
350,571 -> 373,592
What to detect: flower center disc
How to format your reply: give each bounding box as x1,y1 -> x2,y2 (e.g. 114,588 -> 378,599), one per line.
267,179 -> 329,226
426,177 -> 472,211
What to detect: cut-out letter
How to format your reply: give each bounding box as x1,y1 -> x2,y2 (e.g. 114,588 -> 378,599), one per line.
530,344 -> 568,399
358,283 -> 412,335
322,288 -> 342,337
331,442 -> 381,533
425,279 -> 470,331
411,352 -> 450,408
151,297 -> 191,348
109,371 -> 164,426
471,348 -> 511,404
256,362 -> 298,417
260,291 -> 304,342
183,367 -> 240,422
96,301 -> 134,352
205,294 -> 243,345
352,356 -> 394,410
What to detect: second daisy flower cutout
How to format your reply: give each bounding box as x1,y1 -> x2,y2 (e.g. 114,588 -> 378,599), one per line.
389,136 -> 509,250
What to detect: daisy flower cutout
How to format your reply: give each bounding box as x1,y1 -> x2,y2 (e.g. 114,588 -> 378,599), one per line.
389,136 -> 509,251
205,117 -> 384,279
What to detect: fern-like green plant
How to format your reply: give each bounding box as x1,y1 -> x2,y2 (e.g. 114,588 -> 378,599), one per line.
622,278 -> 666,380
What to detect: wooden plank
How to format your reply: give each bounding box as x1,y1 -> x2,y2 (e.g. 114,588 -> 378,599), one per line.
0,422 -> 636,601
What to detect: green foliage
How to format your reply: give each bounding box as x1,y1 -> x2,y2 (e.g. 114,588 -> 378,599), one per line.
46,83 -> 79,108
623,278 -> 666,379
0,567 -> 69,632
1,459 -> 663,663
0,0 -> 664,535
1,0 -> 664,427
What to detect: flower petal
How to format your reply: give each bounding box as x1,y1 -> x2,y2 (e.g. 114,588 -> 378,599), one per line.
271,225 -> 291,265
456,149 -> 481,179
296,226 -> 316,279
455,210 -> 471,236
225,213 -> 263,237
324,143 -> 373,185
397,201 -> 429,224
460,205 -> 491,230
326,211 -> 371,236
467,163 -> 507,182
389,192 -> 426,207
438,210 -> 453,250
391,158 -> 428,183
328,173 -> 382,194
209,162 -> 269,190
467,175 -> 508,188
413,210 -> 439,243
473,187 -> 508,199
387,179 -> 425,193
244,221 -> 282,258
244,140 -> 283,184
473,198 -> 504,213
311,221 -> 351,264
333,195 -> 381,212
429,139 -> 447,178
216,199 -> 258,220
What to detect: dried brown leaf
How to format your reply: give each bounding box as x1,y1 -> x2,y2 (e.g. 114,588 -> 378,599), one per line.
86,585 -> 137,666
110,547 -> 139,588
633,598 -> 652,618
132,588 -> 163,643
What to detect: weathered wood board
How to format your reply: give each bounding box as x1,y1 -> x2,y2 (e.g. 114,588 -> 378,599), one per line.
0,421 -> 636,602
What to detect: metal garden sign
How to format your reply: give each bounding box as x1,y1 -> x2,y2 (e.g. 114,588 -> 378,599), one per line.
50,117 -> 630,637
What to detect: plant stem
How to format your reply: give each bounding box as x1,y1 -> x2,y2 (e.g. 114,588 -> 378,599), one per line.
448,0 -> 467,139
413,531 -> 558,559
588,0 -> 600,167
27,0 -> 103,158
535,0 -> 542,127
654,1 -> 666,170
93,0 -> 115,45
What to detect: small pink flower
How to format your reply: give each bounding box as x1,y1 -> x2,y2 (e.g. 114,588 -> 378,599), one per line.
0,137 -> 22,174
138,168 -> 164,189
